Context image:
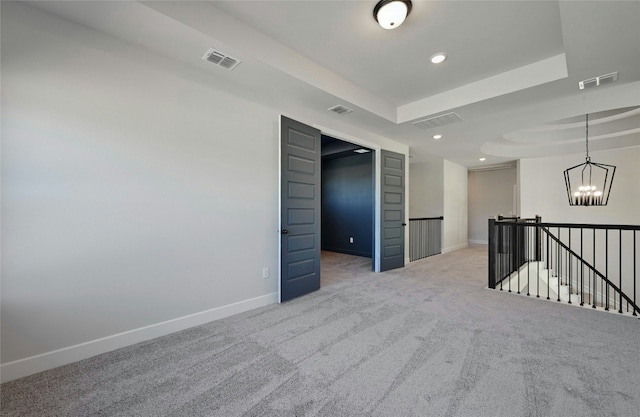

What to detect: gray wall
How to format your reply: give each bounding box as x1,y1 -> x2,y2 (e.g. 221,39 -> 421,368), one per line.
1,2 -> 411,381
1,2 -> 281,364
468,167 -> 517,243
443,160 -> 468,252
519,148 -> 639,224
409,159 -> 468,253
409,159 -> 444,218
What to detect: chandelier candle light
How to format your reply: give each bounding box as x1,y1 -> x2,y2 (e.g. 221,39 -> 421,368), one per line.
563,114 -> 616,206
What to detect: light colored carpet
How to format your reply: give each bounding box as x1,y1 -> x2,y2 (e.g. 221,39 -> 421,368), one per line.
320,250 -> 372,287
2,245 -> 639,416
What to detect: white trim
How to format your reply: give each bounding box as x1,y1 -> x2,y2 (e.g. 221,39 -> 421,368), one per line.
442,242 -> 469,254
468,239 -> 488,245
0,293 -> 278,383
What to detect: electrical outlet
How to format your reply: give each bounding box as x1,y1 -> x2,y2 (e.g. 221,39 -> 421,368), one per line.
262,267 -> 269,279
349,237 -> 354,244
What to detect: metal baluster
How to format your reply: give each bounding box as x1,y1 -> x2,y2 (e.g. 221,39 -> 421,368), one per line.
580,228 -> 584,306
423,220 -> 426,258
426,220 -> 430,258
420,220 -> 424,260
515,224 -> 519,294
605,231 -> 609,311
527,225 -> 531,296
508,224 -> 513,293
537,226 -> 541,298
419,220 -> 422,260
409,219 -> 416,262
409,221 -> 413,261
557,227 -> 561,302
420,220 -> 423,260
429,220 -> 432,256
568,230 -> 572,304
634,231 -> 637,317
499,224 -> 503,291
547,231 -> 550,300
593,228 -> 597,309
619,229 -> 623,314
415,220 -> 418,261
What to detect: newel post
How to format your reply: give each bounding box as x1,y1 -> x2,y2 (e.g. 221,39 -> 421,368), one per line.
488,218 -> 497,289
534,215 -> 542,261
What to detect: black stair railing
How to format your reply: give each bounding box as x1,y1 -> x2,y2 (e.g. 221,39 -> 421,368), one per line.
488,217 -> 639,317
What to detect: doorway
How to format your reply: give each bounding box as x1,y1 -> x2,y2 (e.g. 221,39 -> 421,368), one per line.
280,116 -> 405,302
321,134 -> 375,274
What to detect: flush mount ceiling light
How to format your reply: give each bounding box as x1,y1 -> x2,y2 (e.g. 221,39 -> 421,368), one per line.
433,134 -> 442,140
430,53 -> 447,64
564,114 -> 616,206
373,0 -> 412,30
479,157 -> 486,161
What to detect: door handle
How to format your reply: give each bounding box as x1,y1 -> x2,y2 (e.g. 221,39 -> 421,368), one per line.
402,223 -> 407,226
281,229 -> 289,235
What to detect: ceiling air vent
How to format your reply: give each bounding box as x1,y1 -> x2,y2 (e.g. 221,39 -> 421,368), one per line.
202,48 -> 241,71
578,71 -> 618,90
469,162 -> 517,172
412,112 -> 463,129
328,104 -> 354,115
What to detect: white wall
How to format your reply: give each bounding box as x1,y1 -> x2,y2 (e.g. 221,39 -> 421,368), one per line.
519,147 -> 640,224
0,3 -> 409,381
443,160 -> 469,252
468,167 -> 516,243
409,159 -> 444,218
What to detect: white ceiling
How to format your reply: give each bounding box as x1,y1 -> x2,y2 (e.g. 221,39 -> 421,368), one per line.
27,0 -> 640,167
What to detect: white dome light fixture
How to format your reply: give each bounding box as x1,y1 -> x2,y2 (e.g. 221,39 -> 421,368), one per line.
374,0 -> 412,30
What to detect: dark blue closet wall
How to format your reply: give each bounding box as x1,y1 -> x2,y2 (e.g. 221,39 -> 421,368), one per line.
321,152 -> 373,257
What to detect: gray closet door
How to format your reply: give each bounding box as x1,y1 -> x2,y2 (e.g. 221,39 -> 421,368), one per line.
380,150 -> 405,271
280,116 -> 321,302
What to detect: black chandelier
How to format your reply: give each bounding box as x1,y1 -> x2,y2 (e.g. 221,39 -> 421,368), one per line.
564,114 -> 616,206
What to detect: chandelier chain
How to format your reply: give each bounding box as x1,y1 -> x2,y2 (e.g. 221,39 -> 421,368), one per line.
585,114 -> 590,161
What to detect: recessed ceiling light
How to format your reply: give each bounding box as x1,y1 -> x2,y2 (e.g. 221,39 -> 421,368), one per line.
354,149 -> 371,154
430,53 -> 447,64
433,134 -> 442,140
479,157 -> 486,161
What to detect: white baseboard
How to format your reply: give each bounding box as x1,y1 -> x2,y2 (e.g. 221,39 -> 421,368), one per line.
0,292 -> 278,383
468,239 -> 488,245
442,242 -> 469,254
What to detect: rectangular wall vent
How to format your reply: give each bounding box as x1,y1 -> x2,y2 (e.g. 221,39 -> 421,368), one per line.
202,48 -> 241,71
412,112 -> 463,129
578,71 -> 618,90
328,104 -> 354,115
